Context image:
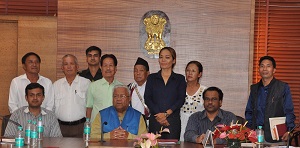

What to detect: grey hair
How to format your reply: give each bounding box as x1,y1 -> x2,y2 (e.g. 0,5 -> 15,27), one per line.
113,85 -> 131,96
61,54 -> 78,65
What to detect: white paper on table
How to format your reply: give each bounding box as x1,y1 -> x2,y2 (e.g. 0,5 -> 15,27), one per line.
158,141 -> 177,145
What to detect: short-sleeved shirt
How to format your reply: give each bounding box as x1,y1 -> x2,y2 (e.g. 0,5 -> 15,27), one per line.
86,78 -> 122,122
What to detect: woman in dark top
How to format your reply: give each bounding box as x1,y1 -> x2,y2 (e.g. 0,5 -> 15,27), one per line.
144,47 -> 186,139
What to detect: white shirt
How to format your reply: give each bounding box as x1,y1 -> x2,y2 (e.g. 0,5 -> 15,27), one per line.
8,74 -> 54,113
130,82 -> 146,115
54,75 -> 90,121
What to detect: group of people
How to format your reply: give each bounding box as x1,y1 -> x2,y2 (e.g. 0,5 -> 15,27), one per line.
4,46 -> 295,145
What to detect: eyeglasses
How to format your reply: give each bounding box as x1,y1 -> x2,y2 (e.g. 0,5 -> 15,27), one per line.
113,94 -> 129,99
203,98 -> 219,102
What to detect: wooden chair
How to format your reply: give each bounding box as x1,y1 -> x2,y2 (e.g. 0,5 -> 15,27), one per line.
1,114 -> 11,136
235,115 -> 246,125
290,131 -> 300,146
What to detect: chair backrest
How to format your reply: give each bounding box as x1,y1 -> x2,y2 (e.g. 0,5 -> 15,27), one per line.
235,115 -> 246,125
290,131 -> 300,146
1,114 -> 11,136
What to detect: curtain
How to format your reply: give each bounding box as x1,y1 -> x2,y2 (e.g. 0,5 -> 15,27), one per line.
253,0 -> 300,125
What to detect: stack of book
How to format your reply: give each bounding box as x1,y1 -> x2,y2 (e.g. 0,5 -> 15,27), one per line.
269,117 -> 287,141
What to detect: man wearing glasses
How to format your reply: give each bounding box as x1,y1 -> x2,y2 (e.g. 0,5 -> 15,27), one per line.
184,86 -> 236,144
91,85 -> 147,139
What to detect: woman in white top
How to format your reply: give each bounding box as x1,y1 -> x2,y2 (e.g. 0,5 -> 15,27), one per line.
180,61 -> 207,141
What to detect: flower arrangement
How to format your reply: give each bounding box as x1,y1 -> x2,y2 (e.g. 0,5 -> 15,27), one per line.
213,121 -> 257,143
134,133 -> 161,148
134,127 -> 170,148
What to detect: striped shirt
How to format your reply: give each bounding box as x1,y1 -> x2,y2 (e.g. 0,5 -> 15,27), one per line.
184,109 -> 237,144
4,106 -> 62,138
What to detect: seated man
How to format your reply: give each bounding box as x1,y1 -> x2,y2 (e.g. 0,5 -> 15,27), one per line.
4,83 -> 62,137
91,85 -> 147,139
184,86 -> 236,144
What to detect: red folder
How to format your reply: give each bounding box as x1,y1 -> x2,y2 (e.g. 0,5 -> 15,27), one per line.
276,123 -> 287,136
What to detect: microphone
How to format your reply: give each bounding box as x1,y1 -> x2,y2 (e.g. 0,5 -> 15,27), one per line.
287,122 -> 300,148
100,121 -> 107,143
0,114 -> 22,128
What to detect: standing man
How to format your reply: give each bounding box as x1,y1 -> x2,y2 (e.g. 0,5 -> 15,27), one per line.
8,52 -> 54,113
79,46 -> 102,82
53,54 -> 90,137
86,54 -> 122,122
128,57 -> 150,117
245,56 -> 295,142
184,87 -> 237,144
5,83 -> 62,138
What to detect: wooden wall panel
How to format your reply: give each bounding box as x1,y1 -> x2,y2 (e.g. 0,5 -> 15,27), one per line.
57,0 -> 252,117
0,15 -> 57,117
18,17 -> 57,82
0,21 -> 18,130
0,15 -> 57,134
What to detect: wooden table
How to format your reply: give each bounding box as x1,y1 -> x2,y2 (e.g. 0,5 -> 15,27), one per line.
0,138 -> 222,148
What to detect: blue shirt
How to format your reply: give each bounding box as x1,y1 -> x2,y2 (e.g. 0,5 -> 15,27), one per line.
255,86 -> 268,126
245,80 -> 295,131
144,70 -> 186,115
184,109 -> 237,144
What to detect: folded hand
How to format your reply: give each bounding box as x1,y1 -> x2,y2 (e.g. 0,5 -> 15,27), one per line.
110,127 -> 129,139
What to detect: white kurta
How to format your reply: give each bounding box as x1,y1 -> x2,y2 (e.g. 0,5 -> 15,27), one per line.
130,82 -> 147,115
